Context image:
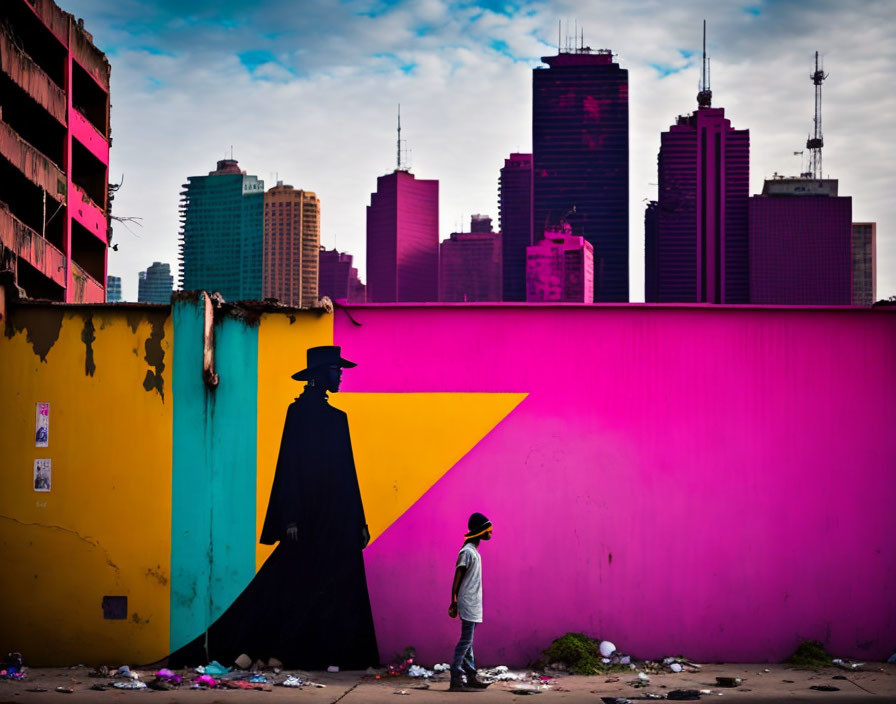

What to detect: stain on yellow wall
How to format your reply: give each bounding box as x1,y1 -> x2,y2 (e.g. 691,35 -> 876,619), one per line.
0,306 -> 172,665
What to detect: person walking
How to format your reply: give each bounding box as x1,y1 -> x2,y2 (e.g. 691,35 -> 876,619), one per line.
448,512 -> 493,691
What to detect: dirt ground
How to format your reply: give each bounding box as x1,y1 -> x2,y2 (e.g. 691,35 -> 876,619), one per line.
1,663 -> 895,704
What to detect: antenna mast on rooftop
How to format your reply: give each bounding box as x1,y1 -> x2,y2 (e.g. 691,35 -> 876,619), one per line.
697,20 -> 712,107
397,104 -> 402,171
806,51 -> 828,179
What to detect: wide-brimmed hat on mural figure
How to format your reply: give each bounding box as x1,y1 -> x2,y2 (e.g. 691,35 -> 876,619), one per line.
291,345 -> 357,381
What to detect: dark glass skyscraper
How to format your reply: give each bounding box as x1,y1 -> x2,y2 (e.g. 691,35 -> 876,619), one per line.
138,261 -> 174,304
532,50 -> 628,301
649,107 -> 749,303
499,153 -> 532,302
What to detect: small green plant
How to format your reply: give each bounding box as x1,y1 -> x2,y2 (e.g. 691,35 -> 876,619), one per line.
542,632 -> 602,675
785,640 -> 833,669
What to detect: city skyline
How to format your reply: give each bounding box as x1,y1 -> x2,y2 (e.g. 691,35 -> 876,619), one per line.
61,0 -> 895,302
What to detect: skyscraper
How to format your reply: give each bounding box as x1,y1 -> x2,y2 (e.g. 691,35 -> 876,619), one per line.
137,262 -> 174,304
263,182 -> 320,307
851,222 -> 876,306
532,46 -> 628,301
749,177 -> 852,305
499,153 -> 532,302
0,0 -> 110,302
319,247 -> 366,303
439,215 -> 502,302
648,29 -> 749,303
643,201 -> 658,303
366,169 -> 438,302
179,159 -> 264,301
526,223 -> 594,302
106,276 -> 121,302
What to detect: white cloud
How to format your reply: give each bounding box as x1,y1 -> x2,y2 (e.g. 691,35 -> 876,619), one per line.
62,0 -> 895,301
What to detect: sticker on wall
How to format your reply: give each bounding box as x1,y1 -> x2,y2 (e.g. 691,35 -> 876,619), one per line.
35,402 -> 49,447
33,459 -> 51,492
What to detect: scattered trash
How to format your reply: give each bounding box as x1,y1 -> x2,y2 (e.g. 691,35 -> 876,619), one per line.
810,685 -> 840,692
54,686 -> 74,694
89,665 -> 109,678
763,668 -> 770,673
408,664 -> 433,678
715,677 -> 742,688
394,689 -> 410,695
327,665 -> 340,672
478,665 -> 523,682
667,690 -> 702,701
670,663 -> 683,673
115,665 -> 138,680
154,668 -> 182,683
249,674 -> 268,683
196,660 -> 230,676
600,641 -> 617,658
433,663 -> 451,673
601,698 -> 632,704
638,672 -> 650,682
148,679 -> 176,691
832,658 -> 864,671
234,653 -> 252,670
192,674 -> 217,688
509,684 -> 542,695
280,675 -> 304,687
113,680 -> 148,689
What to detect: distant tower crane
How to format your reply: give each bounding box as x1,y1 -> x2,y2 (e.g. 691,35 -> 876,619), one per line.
806,51 -> 828,180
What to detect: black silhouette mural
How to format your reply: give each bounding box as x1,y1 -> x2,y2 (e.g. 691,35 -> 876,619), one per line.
168,346 -> 379,669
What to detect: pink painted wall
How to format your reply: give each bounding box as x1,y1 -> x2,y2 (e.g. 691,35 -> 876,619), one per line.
335,304 -> 896,665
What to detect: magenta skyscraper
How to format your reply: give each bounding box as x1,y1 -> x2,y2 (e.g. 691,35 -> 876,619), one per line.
366,170 -> 439,302
499,153 -> 532,302
533,49 -> 628,301
648,89 -> 749,302
439,215 -> 502,302
749,178 -> 852,305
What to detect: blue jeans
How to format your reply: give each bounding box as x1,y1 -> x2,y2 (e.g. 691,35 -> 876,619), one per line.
452,619 -> 476,676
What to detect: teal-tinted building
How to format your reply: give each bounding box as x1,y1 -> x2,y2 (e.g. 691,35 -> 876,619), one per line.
179,159 -> 264,301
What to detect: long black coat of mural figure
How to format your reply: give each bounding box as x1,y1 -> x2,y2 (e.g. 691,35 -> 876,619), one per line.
168,346 -> 379,669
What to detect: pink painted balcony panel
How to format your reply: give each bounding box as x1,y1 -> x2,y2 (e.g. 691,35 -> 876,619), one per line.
70,183 -> 106,242
70,261 -> 105,303
0,120 -> 66,205
0,203 -> 66,287
0,26 -> 67,125
71,111 -> 108,165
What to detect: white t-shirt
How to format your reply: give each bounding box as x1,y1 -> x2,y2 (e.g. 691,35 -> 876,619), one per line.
456,542 -> 482,623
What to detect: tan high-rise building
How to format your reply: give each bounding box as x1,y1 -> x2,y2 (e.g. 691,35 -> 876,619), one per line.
263,182 -> 320,307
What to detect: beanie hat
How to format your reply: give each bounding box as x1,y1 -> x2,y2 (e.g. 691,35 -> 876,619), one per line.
465,512 -> 492,539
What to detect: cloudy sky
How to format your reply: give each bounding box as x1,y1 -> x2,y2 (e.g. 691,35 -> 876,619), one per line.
65,0 -> 895,301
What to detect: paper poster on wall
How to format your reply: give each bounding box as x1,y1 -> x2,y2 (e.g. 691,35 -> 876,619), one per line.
33,459 -> 51,492
35,403 -> 49,447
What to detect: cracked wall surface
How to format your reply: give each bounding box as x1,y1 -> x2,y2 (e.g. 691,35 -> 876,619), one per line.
0,305 -> 172,665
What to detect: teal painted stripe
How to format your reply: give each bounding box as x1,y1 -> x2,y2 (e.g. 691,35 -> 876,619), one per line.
170,296 -> 258,651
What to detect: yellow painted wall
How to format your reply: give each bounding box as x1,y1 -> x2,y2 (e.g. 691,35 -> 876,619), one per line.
255,311 -> 334,570
0,306 -> 172,665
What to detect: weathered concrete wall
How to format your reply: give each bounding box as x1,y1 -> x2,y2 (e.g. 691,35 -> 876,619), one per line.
1,299 -> 894,666
0,303 -> 171,665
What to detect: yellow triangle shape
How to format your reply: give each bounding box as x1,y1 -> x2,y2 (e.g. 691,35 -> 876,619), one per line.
331,393 -> 527,544
256,392 -> 526,568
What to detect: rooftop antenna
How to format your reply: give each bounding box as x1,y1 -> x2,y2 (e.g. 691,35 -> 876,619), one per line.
806,51 -> 828,179
697,19 -> 712,107
558,20 -> 561,53
230,145 -> 233,160
396,103 -> 401,171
